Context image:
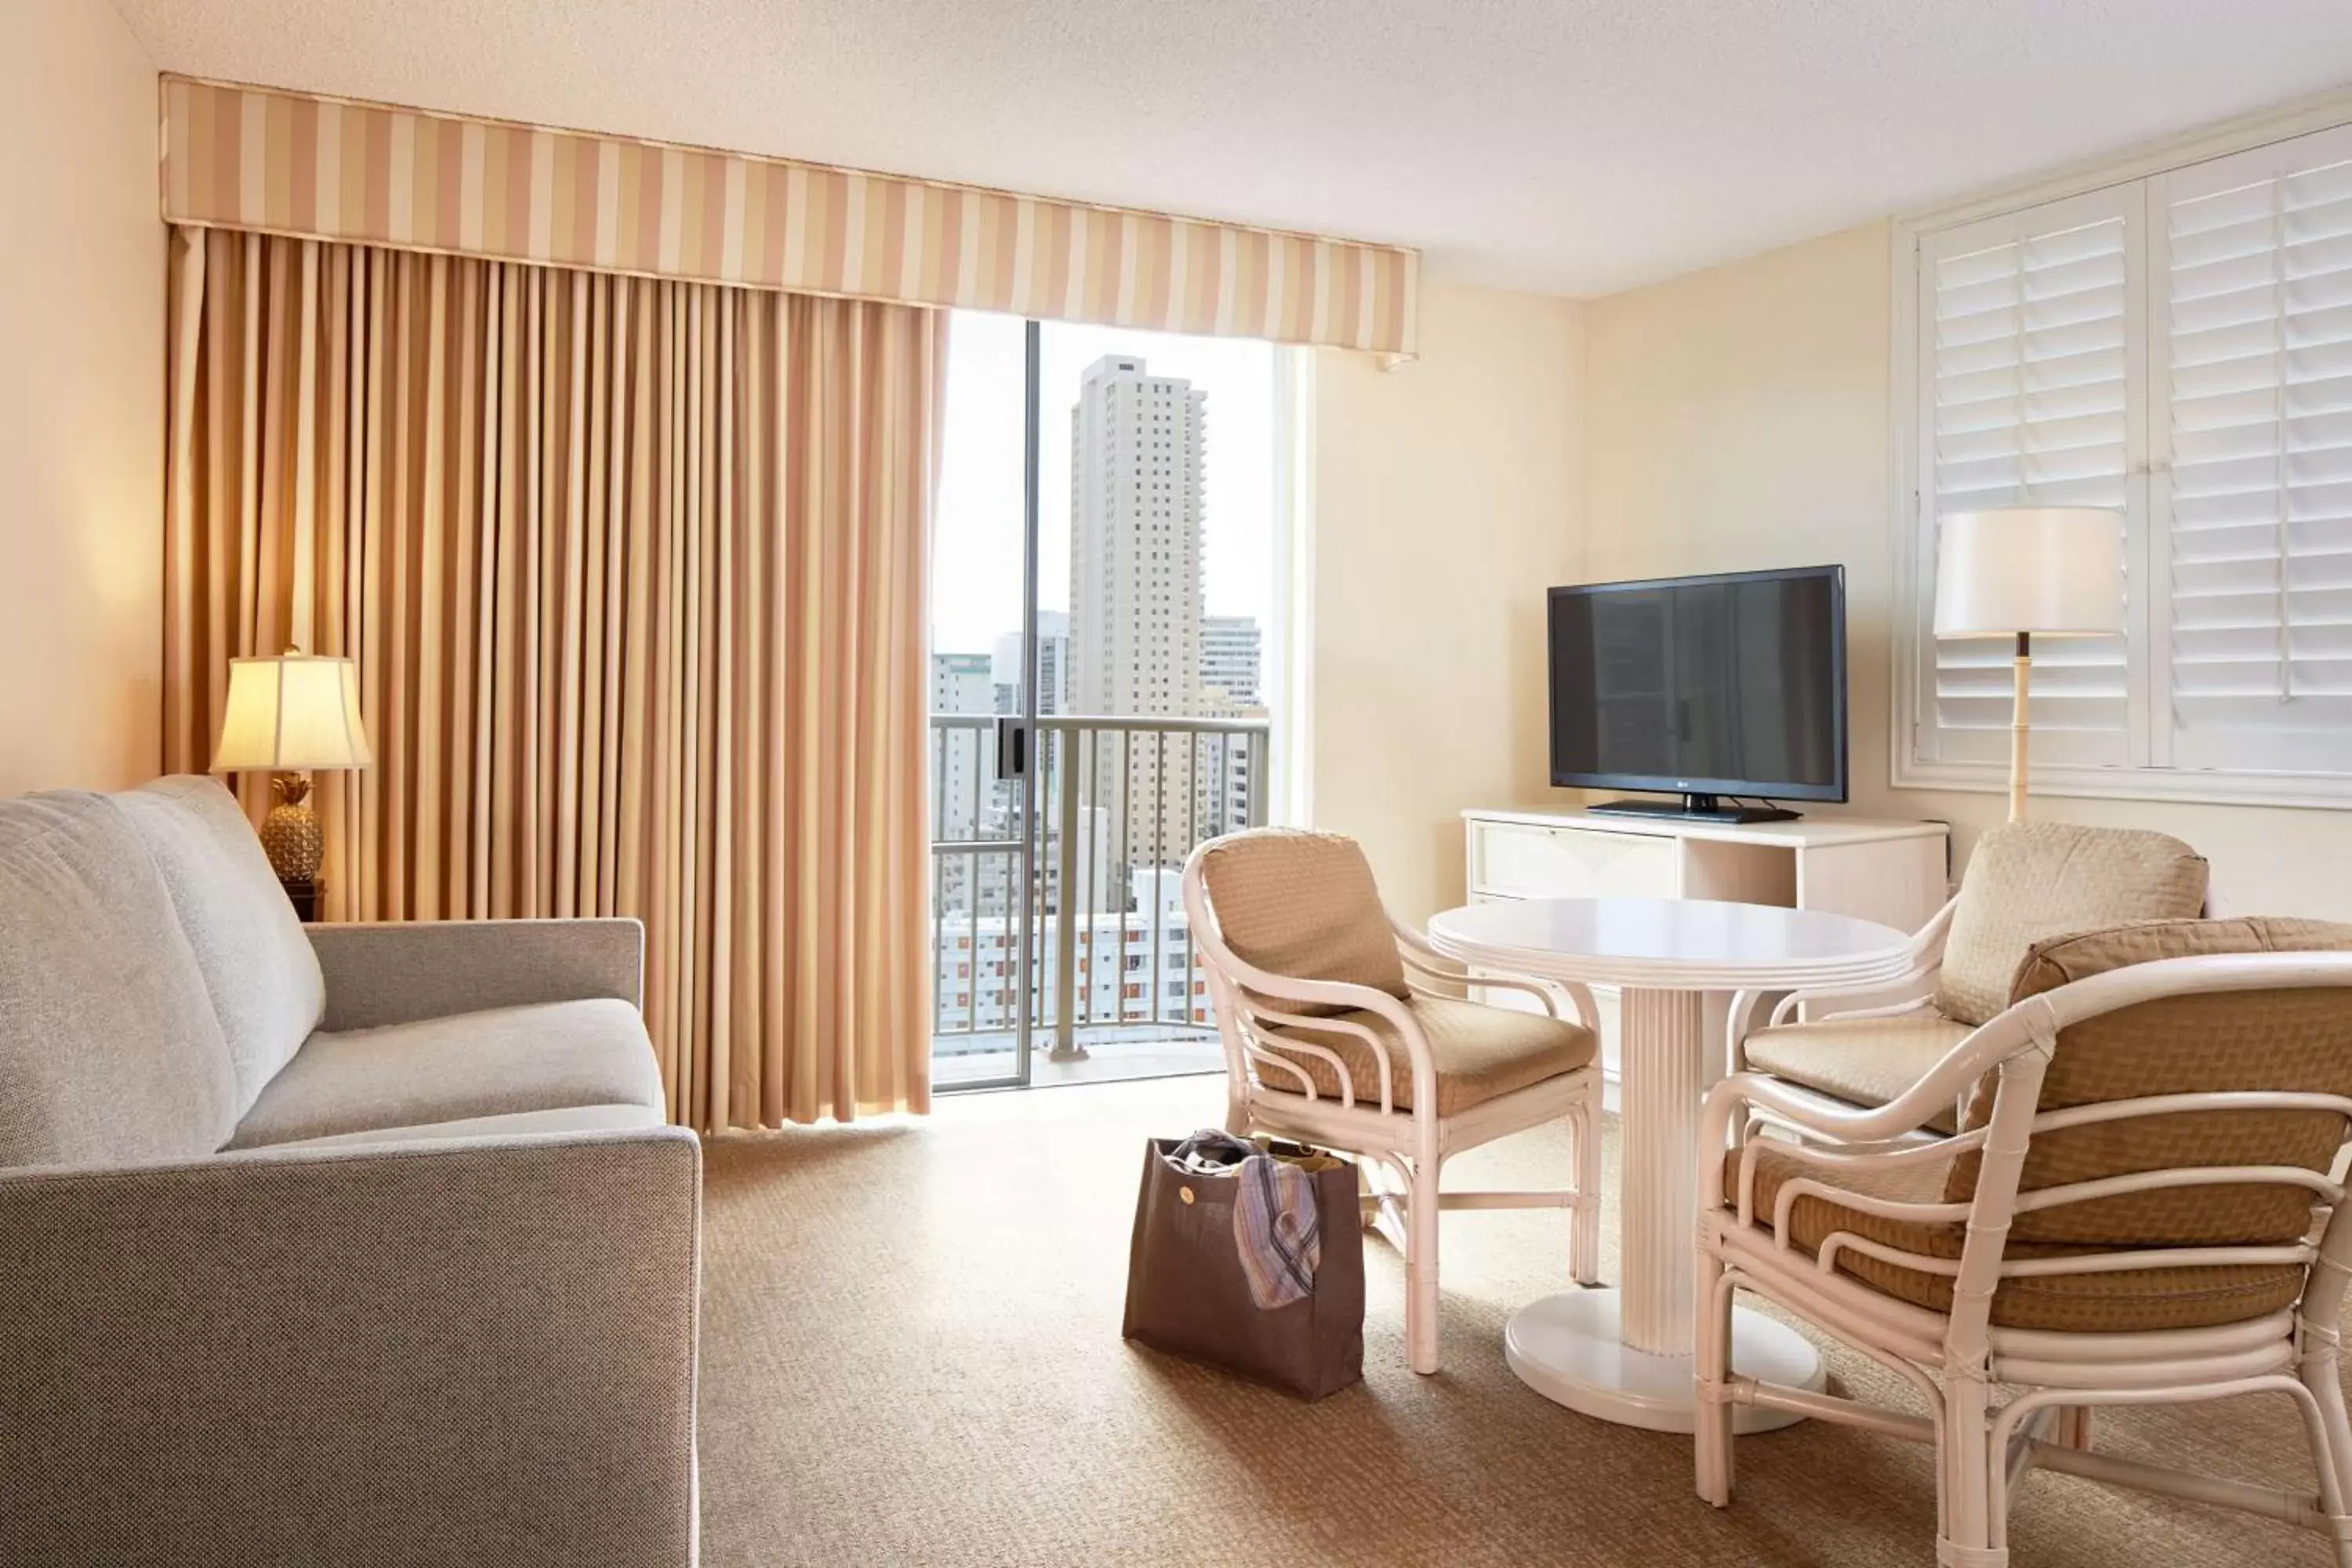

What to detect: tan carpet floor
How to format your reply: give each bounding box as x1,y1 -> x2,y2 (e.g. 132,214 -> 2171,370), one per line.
698,1074 -> 2328,1566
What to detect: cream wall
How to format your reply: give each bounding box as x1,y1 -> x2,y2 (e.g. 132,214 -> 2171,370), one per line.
0,0 -> 162,794
1311,280 -> 1585,921
1581,221 -> 2352,917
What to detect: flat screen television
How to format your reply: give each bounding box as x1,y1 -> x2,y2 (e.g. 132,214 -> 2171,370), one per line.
1547,565 -> 1847,824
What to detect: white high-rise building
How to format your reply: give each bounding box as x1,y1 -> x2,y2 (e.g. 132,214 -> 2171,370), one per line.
992,609 -> 1070,717
930,652 -> 997,913
1200,615 -> 1261,705
931,652 -> 996,840
931,651 -> 994,715
1068,356 -> 1207,871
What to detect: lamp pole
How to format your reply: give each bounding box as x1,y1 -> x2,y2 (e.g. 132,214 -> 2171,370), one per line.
2009,630 -> 2031,822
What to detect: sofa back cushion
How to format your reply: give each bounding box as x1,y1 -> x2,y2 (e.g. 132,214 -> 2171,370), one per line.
1944,916 -> 2352,1248
1933,822 -> 2208,1025
117,776 -> 325,1112
0,791 -> 238,1166
1196,829 -> 1409,1018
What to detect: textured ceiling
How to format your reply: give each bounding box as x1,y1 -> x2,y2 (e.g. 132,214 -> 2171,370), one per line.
111,0 -> 2352,297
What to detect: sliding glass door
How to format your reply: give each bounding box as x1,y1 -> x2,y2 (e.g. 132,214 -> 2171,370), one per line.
927,315 -> 1037,1090
929,314 -> 1280,1091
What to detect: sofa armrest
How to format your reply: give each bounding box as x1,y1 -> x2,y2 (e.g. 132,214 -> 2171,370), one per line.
308,917 -> 644,1030
0,1128 -> 699,1568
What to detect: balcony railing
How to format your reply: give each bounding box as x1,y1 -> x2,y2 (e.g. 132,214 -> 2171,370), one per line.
928,713 -> 1270,1073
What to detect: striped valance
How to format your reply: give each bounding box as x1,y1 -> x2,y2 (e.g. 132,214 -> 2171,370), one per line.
161,76 -> 1419,358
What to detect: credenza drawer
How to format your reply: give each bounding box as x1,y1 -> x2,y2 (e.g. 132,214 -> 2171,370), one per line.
1470,822 -> 1679,900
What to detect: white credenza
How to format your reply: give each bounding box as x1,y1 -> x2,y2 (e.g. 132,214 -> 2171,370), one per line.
1461,808 -> 1951,1086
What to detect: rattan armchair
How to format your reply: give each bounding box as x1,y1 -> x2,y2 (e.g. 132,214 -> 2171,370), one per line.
1697,916 -> 2352,1566
1181,828 -> 1603,1374
1728,822 -> 2209,1134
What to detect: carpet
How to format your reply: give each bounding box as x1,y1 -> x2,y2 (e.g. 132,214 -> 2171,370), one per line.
696,1074 -> 2332,1566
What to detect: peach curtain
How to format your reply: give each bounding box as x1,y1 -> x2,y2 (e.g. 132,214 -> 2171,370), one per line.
162,224 -> 939,1128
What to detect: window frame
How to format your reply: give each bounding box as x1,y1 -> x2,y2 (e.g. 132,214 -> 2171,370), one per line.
1891,90 -> 2352,811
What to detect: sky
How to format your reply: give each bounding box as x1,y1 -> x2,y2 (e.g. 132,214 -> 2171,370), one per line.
928,310 -> 1278,663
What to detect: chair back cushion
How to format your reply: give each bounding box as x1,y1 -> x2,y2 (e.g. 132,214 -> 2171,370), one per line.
1945,916 -> 2352,1248
1196,829 -> 1408,1017
0,790 -> 239,1167
1934,822 -> 2208,1025
116,776 -> 325,1112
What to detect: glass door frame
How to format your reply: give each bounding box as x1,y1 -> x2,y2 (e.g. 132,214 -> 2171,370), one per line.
936,320 -> 1044,1093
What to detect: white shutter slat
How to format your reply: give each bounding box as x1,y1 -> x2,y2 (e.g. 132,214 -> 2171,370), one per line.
2172,182 -> 2281,240
2286,252 -> 2352,306
2288,165 -> 2352,212
2172,314 -> 2290,370
2296,477 -> 2352,519
2291,368 -> 2352,415
2157,128 -> 2352,774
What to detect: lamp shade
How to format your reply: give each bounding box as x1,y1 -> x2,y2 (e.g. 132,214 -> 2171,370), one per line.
211,655 -> 373,771
1933,507 -> 2125,638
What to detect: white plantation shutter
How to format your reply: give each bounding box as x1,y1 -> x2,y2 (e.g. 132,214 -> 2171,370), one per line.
2153,125 -> 2352,775
1916,190 -> 2141,769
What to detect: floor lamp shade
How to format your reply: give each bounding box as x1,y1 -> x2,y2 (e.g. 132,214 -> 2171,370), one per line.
1933,507 -> 2125,640
211,654 -> 372,887
1931,507 -> 2125,820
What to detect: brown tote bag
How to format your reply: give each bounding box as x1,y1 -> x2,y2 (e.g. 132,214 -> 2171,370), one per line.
1120,1136 -> 1366,1400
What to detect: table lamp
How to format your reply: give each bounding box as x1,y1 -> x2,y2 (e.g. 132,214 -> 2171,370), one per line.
1933,506 -> 2125,821
210,652 -> 373,887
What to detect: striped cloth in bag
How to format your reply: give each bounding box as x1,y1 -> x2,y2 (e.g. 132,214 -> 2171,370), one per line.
1168,1129 -> 1327,1309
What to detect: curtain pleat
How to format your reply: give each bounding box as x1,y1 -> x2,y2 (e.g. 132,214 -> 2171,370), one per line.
163,225 -> 940,1128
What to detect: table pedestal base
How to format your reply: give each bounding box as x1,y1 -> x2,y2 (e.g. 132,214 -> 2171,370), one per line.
1504,1289 -> 1824,1434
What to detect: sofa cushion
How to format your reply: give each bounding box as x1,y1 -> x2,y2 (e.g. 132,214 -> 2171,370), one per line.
1934,822 -> 2207,1025
249,1103 -> 666,1151
115,775 -> 325,1112
1742,1011 -> 1973,1134
1196,828 -> 1409,1017
0,791 -> 238,1166
227,998 -> 665,1149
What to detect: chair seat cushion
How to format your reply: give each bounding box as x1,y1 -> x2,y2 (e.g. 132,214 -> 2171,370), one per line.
1729,1141 -> 2306,1333
227,999 -> 665,1149
1263,995 -> 1595,1116
1743,1011 -> 1973,1134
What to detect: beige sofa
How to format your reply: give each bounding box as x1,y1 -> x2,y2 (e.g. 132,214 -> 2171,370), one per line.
0,776 -> 699,1568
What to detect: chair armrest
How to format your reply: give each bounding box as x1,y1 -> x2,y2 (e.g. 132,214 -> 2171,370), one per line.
0,1128 -> 699,1567
1203,936 -> 1440,1113
1703,997 -> 2053,1167
1389,915 -> 1597,1029
1727,894 -> 1960,1051
1766,976 -> 1941,1029
1780,895 -> 1958,1025
308,917 -> 644,1029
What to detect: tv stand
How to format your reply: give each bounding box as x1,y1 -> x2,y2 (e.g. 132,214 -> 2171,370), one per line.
1588,793 -> 1798,826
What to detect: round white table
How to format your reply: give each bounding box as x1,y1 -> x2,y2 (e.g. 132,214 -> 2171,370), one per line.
1425,895 -> 1916,1433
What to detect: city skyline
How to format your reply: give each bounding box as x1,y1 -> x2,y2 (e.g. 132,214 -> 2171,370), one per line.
927,351 -> 1265,927
929,314 -> 1277,662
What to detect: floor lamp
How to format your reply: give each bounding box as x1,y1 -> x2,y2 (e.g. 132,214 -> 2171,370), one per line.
1933,506 -> 2125,821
